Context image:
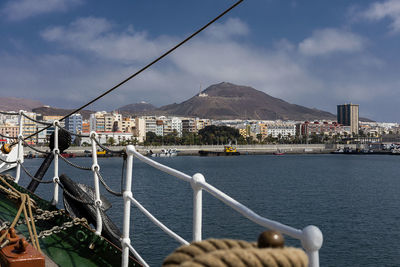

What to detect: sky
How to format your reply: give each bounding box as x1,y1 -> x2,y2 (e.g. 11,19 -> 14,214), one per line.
0,0 -> 399,122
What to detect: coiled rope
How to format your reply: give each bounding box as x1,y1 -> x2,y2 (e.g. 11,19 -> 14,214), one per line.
163,239 -> 308,267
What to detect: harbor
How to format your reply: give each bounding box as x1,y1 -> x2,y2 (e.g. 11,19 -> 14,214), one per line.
23,143 -> 400,157
4,153 -> 399,266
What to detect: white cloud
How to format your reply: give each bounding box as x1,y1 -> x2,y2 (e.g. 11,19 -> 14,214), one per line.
1,0 -> 83,21
1,17 -> 399,122
204,18 -> 250,40
41,17 -> 176,63
360,0 -> 400,33
298,28 -> 365,56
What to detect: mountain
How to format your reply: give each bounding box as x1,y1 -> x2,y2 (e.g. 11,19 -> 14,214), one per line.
117,102 -> 156,113
32,106 -> 94,120
158,82 -> 337,121
0,97 -> 44,112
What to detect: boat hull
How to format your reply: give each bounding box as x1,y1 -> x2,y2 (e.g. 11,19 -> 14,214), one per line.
198,150 -> 240,156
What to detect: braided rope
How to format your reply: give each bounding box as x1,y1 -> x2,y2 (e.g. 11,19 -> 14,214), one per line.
163,239 -> 308,267
0,132 -> 18,139
58,152 -> 92,171
57,181 -> 94,205
0,111 -> 19,115
94,168 -> 122,196
0,156 -> 17,164
19,163 -> 54,184
22,139 -> 50,155
93,137 -> 125,155
21,112 -> 53,126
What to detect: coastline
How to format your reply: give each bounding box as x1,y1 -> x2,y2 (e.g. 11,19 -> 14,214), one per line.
23,144 -> 363,157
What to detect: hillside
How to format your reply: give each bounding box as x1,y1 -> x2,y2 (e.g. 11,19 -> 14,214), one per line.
32,106 -> 94,120
0,97 -> 44,112
158,82 -> 336,120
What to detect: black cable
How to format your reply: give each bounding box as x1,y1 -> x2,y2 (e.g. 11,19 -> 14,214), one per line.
11,0 -> 243,146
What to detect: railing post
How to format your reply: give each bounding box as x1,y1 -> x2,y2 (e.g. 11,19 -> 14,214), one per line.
191,173 -> 205,242
51,121 -> 60,205
122,145 -> 134,267
90,131 -> 103,236
301,225 -> 323,267
14,111 -> 24,184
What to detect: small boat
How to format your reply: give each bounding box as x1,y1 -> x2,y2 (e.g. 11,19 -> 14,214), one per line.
199,145 -> 240,156
0,139 -> 18,174
149,148 -> 178,157
273,151 -> 285,155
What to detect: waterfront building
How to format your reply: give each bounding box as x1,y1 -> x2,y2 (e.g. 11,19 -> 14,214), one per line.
337,103 -> 359,135
171,117 -> 183,137
80,131 -> 133,146
89,111 -> 107,132
132,117 -> 146,143
0,112 -> 18,125
296,121 -> 351,137
182,119 -> 196,133
0,124 -> 19,138
259,123 -> 268,139
144,116 -> 157,134
22,112 -> 38,144
196,118 -> 211,132
36,125 -> 48,145
82,121 -> 90,133
155,120 -> 164,136
118,117 -> 135,133
65,114 -> 82,142
266,122 -> 296,138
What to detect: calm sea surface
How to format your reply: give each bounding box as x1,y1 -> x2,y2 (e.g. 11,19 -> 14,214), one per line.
8,154 -> 400,266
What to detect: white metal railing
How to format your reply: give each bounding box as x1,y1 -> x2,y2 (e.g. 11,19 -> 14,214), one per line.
9,111 -> 323,267
123,145 -> 323,267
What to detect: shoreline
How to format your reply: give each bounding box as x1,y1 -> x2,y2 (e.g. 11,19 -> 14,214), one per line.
23,144 -> 365,157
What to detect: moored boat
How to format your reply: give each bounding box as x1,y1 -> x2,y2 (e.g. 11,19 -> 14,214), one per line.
199,145 -> 240,156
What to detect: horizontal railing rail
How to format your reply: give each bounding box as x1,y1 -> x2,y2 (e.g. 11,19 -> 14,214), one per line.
6,110 -> 322,267
124,145 -> 323,267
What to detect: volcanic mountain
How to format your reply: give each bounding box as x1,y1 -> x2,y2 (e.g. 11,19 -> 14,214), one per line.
158,82 -> 336,120
0,97 -> 44,112
117,102 -> 156,113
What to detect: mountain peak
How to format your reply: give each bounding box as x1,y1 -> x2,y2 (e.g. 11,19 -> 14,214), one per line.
159,82 -> 336,120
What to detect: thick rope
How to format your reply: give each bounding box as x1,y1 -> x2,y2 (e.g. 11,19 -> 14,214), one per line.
0,176 -> 41,252
93,137 -> 125,155
95,168 -> 123,196
22,139 -> 50,155
58,152 -> 92,171
163,239 -> 308,267
0,111 -> 19,115
57,180 -> 94,205
19,163 -> 54,184
0,132 -> 18,139
0,156 -> 17,164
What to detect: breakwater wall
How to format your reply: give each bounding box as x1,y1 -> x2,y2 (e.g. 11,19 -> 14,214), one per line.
23,144 -> 365,157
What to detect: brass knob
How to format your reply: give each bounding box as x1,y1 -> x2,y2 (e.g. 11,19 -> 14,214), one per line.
258,230 -> 284,248
1,144 -> 11,154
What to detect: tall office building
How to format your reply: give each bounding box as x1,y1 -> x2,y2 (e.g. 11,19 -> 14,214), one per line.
337,104 -> 359,135
65,114 -> 83,141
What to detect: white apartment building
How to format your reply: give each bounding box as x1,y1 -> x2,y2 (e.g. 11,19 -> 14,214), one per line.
267,123 -> 296,138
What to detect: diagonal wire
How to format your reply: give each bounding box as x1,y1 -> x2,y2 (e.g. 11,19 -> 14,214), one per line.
11,0 -> 243,146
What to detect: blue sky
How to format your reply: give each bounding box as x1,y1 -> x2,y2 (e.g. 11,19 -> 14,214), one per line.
0,0 -> 399,122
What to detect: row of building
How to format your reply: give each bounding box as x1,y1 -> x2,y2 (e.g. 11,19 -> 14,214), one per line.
0,104 -> 399,145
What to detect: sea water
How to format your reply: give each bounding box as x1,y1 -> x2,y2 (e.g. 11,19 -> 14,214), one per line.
10,154 -> 400,266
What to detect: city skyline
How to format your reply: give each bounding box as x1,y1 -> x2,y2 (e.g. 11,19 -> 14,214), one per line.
1,1 -> 400,122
